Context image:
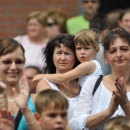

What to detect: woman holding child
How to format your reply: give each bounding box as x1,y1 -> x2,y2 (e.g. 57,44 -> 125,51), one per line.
70,28 -> 130,130
35,29 -> 103,120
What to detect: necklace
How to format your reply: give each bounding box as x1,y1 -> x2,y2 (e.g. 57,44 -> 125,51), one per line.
8,97 -> 14,103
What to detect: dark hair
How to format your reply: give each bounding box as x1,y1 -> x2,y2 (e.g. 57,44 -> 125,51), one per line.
90,13 -> 109,32
102,28 -> 130,52
43,34 -> 79,73
25,66 -> 42,74
0,37 -> 25,57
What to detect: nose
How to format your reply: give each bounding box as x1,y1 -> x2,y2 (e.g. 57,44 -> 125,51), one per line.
56,116 -> 63,124
10,61 -> 17,69
116,50 -> 122,58
81,48 -> 85,54
60,54 -> 66,60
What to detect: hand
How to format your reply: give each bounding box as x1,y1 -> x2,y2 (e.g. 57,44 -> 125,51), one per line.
108,93 -> 118,115
12,76 -> 29,110
0,80 -> 7,110
0,109 -> 14,130
0,79 -> 7,98
32,74 -> 45,82
114,77 -> 128,105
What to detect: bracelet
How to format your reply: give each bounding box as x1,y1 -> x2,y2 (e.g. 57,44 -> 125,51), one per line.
27,120 -> 36,126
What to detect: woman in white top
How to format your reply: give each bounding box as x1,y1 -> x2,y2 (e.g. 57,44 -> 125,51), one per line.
36,34 -> 80,121
15,11 -> 48,70
70,28 -> 130,130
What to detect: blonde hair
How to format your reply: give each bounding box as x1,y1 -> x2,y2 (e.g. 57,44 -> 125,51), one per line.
74,28 -> 100,49
27,11 -> 47,26
104,116 -> 130,130
35,89 -> 69,114
46,8 -> 67,33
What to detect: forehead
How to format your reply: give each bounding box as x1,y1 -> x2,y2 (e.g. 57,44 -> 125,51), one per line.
0,47 -> 24,59
122,12 -> 130,19
109,38 -> 129,48
76,42 -> 92,47
28,18 -> 39,24
54,44 -> 73,51
43,107 -> 67,114
82,0 -> 99,3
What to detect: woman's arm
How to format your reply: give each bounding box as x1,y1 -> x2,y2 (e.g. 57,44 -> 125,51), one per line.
12,76 -> 41,130
33,62 -> 96,83
86,94 -> 118,129
70,76 -> 118,130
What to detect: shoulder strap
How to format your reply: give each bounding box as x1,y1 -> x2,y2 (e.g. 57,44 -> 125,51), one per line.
15,109 -> 22,130
92,75 -> 103,95
15,95 -> 30,130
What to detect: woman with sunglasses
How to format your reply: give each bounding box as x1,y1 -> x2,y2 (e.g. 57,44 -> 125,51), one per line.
0,38 -> 41,130
45,8 -> 67,38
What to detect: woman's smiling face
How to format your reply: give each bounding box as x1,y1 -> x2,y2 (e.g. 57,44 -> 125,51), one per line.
0,47 -> 25,85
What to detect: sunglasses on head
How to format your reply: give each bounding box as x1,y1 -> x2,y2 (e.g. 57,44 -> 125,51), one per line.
0,59 -> 25,65
47,22 -> 57,27
83,0 -> 98,4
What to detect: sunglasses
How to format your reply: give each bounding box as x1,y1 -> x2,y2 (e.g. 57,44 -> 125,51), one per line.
47,22 -> 57,27
83,0 -> 98,4
0,59 -> 25,66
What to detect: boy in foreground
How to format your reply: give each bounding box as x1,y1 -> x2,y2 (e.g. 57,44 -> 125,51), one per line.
34,89 -> 70,130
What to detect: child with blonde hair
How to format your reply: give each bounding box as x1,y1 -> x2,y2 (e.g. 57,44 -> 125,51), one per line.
34,89 -> 71,130
104,116 -> 130,130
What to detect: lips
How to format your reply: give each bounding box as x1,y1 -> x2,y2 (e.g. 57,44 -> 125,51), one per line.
6,72 -> 19,77
59,63 -> 67,65
55,127 -> 63,130
115,60 -> 125,63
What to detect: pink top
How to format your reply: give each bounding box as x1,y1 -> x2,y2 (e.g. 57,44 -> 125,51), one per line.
14,35 -> 47,71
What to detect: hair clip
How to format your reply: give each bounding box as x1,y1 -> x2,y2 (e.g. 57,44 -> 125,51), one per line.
112,28 -> 122,32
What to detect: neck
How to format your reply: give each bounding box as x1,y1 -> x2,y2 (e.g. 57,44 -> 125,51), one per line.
84,13 -> 95,21
51,32 -> 61,38
7,82 -> 20,98
29,35 -> 47,45
112,69 -> 130,85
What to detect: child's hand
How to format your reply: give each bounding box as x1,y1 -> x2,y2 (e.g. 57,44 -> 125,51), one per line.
32,74 -> 45,82
0,108 -> 14,130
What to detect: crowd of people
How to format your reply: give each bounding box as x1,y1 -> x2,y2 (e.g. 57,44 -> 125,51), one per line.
0,0 -> 130,130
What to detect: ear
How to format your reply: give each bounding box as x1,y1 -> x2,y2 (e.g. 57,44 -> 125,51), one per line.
104,53 -> 109,64
102,29 -> 109,37
34,112 -> 42,126
95,46 -> 100,54
118,20 -> 122,27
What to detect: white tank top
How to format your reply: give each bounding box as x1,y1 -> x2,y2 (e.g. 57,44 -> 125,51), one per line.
78,59 -> 103,87
43,79 -> 80,120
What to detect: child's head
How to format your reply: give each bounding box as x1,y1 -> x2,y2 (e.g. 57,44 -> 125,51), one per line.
74,28 -> 100,63
104,116 -> 130,130
35,89 -> 69,130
